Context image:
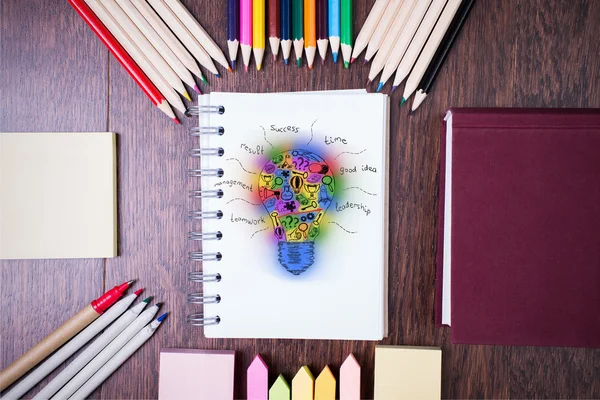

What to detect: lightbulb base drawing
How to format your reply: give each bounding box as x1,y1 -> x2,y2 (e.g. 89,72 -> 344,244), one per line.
278,242 -> 315,275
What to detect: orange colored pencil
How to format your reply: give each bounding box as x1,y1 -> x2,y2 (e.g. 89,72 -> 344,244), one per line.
304,0 -> 317,68
68,0 -> 178,123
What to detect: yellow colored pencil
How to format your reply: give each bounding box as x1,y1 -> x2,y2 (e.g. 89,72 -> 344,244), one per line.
253,0 -> 266,70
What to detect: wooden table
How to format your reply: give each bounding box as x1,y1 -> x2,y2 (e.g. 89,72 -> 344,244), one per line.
1,0 -> 599,398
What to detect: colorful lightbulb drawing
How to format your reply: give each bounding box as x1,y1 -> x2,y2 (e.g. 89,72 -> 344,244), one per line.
258,149 -> 335,275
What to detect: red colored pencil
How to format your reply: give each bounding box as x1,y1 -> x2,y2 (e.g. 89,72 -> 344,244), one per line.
67,0 -> 179,123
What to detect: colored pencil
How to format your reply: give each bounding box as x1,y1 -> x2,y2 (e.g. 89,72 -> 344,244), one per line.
147,0 -> 219,77
399,0 -> 463,104
240,0 -> 253,71
67,0 -> 177,122
51,305 -> 162,400
281,0 -> 292,64
411,0 -> 474,113
253,0 -> 266,70
102,0 -> 190,100
129,0 -> 206,84
115,0 -> 200,94
227,0 -> 239,69
31,297 -> 151,400
70,314 -> 167,400
269,0 -> 281,60
340,0 -> 352,68
328,0 -> 340,62
316,0 -> 328,63
5,291 -> 141,400
304,0 -> 317,68
162,0 -> 231,71
0,280 -> 132,391
350,0 -> 389,62
368,0 -> 423,88
85,0 -> 187,113
292,0 -> 304,66
379,0 -> 447,89
363,0 -> 403,63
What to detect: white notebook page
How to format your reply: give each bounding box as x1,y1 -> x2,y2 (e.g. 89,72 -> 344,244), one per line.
198,92 -> 388,339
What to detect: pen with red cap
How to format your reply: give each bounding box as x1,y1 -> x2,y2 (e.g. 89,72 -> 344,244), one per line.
0,280 -> 134,391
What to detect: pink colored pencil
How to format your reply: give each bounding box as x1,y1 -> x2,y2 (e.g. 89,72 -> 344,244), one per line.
240,0 -> 253,72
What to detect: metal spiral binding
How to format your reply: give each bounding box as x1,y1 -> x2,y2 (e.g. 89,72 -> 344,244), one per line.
186,103 -> 226,327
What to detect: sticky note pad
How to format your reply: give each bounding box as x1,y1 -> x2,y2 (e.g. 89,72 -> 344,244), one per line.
270,374 -> 291,400
292,366 -> 314,400
315,365 -> 336,400
0,132 -> 117,259
158,349 -> 235,400
248,354 -> 268,400
374,346 -> 442,400
340,354 -> 360,400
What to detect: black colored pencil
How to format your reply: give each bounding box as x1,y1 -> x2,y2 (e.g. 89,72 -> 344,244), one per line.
410,0 -> 475,114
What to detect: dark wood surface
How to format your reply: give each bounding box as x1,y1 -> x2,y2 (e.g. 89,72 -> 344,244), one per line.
1,0 -> 599,398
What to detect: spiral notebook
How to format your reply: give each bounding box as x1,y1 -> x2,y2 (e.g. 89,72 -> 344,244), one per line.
187,90 -> 389,340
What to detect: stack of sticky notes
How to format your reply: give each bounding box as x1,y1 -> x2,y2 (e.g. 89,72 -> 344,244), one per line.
374,346 -> 442,400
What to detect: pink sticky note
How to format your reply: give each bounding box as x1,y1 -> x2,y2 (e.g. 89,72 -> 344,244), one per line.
340,354 -> 361,400
158,349 -> 235,400
247,354 -> 269,400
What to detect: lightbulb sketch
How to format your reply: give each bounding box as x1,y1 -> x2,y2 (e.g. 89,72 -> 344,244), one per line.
258,149 -> 335,275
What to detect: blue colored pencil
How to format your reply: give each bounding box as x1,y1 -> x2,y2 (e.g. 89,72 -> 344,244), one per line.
281,0 -> 292,64
227,0 -> 239,69
328,0 -> 340,63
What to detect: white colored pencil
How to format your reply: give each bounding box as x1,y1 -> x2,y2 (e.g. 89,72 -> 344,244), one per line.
363,0 -> 404,62
83,0 -> 186,113
350,0 -> 390,61
114,0 -> 200,94
69,315 -> 167,400
380,0 -> 447,88
102,0 -> 190,100
51,305 -> 161,400
146,0 -> 219,76
31,299 -> 150,400
367,0 -> 420,84
162,0 -> 231,71
128,0 -> 206,82
2,293 -> 139,400
399,0 -> 463,102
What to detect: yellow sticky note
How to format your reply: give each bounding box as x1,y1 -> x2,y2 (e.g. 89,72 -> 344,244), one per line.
292,366 -> 314,400
315,365 -> 336,400
374,346 -> 442,400
269,374 -> 290,400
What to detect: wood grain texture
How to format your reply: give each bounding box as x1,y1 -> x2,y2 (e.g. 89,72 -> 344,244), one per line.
1,0 -> 600,398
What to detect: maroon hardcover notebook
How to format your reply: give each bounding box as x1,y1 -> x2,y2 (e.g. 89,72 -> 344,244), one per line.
435,108 -> 600,348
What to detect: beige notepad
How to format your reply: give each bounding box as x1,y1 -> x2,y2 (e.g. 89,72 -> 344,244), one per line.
0,132 -> 117,259
374,346 -> 442,400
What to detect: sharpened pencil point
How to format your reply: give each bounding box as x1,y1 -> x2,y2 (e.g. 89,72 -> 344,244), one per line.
126,279 -> 135,286
363,58 -> 369,65
409,109 -> 415,116
333,53 -> 338,63
273,54 -> 277,61
257,63 -> 262,71
183,92 -> 192,102
366,79 -> 371,85
230,60 -> 236,70
142,296 -> 153,303
227,66 -> 232,72
376,82 -> 384,92
155,302 -> 163,308
157,312 -> 168,322
350,57 -> 355,64
400,97 -> 406,106
193,85 -> 201,94
297,58 -> 301,67
284,58 -> 289,65
173,117 -> 181,124
215,73 -> 221,78
244,65 -> 248,72
391,85 -> 397,93
134,288 -> 144,296
308,64 -> 313,69
344,61 -> 349,69
200,75 -> 208,85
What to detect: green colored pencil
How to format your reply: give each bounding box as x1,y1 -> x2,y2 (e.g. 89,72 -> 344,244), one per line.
340,0 -> 352,68
292,0 -> 304,66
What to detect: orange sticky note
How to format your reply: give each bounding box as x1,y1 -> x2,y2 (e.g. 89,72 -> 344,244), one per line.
315,365 -> 336,400
340,354 -> 360,400
292,366 -> 314,400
